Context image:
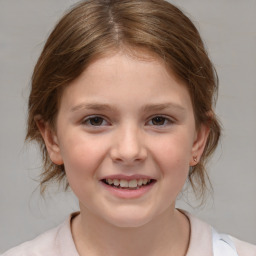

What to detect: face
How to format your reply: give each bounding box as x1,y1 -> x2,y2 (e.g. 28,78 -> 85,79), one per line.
41,52 -> 208,228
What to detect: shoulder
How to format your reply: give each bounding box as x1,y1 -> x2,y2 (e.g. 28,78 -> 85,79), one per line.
183,210 -> 256,256
212,228 -> 256,256
1,225 -> 60,256
1,213 -> 79,256
231,236 -> 256,256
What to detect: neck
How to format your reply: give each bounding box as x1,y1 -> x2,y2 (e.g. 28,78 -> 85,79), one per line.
72,207 -> 190,256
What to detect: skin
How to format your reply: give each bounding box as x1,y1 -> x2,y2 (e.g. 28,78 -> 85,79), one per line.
38,51 -> 209,256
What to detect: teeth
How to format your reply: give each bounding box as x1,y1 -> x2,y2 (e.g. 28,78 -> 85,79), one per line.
142,179 -> 148,185
120,180 -> 128,187
107,179 -> 113,185
129,179 -> 137,188
113,179 -> 119,186
104,178 -> 152,188
137,179 -> 143,186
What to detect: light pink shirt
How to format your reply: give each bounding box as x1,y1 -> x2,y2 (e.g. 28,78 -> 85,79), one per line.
2,212 -> 256,256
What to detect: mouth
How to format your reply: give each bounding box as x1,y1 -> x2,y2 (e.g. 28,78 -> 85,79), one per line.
101,178 -> 155,190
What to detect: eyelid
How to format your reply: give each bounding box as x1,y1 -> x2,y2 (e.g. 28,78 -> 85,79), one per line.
81,115 -> 111,126
146,115 -> 175,126
80,114 -> 175,127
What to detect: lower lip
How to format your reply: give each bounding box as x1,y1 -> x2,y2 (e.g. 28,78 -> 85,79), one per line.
100,181 -> 156,199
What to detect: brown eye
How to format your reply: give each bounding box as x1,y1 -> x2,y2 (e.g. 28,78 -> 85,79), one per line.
151,116 -> 167,125
89,117 -> 104,126
82,116 -> 107,126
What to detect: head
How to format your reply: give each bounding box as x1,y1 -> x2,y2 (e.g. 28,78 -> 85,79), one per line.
26,0 -> 221,201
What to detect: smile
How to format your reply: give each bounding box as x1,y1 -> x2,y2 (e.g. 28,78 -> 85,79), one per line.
102,178 -> 154,190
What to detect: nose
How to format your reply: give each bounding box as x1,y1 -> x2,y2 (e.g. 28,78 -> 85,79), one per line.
110,124 -> 147,165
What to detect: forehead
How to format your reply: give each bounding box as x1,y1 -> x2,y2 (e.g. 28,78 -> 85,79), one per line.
74,48 -> 185,90
59,51 -> 193,114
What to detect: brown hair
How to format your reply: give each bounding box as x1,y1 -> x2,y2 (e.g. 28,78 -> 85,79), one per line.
26,0 -> 221,199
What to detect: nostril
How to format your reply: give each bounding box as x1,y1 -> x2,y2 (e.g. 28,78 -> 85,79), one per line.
109,145 -> 147,164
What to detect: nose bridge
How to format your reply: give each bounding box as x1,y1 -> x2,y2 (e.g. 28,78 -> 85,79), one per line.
110,121 -> 147,164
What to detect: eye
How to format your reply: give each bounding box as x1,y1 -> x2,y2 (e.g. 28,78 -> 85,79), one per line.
147,116 -> 173,126
82,116 -> 109,126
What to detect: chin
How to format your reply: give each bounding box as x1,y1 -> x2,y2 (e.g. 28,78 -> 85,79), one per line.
108,216 -> 152,228
103,208 -> 155,228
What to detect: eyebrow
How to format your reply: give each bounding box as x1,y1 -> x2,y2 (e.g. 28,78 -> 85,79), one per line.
141,103 -> 186,113
71,102 -> 185,113
71,103 -> 117,112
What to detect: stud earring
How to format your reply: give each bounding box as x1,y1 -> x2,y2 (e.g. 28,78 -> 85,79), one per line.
193,156 -> 197,163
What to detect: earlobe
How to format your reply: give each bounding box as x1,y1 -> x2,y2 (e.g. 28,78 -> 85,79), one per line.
190,124 -> 210,166
35,117 -> 64,165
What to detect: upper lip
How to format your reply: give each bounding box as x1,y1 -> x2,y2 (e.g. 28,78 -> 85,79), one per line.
101,174 -> 155,181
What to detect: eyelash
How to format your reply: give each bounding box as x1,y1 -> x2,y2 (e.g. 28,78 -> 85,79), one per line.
147,116 -> 174,126
81,115 -> 109,127
81,115 -> 174,127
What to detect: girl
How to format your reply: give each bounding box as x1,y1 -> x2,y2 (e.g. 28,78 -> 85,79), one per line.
2,0 -> 255,255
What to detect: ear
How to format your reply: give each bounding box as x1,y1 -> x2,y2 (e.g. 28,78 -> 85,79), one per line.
190,123 -> 210,166
35,117 -> 64,165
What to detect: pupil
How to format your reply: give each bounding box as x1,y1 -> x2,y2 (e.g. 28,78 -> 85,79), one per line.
152,117 -> 165,125
90,117 -> 103,125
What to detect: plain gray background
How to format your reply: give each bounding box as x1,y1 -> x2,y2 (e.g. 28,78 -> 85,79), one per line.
0,0 -> 256,252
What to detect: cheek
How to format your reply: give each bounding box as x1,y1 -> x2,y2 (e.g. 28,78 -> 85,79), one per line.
59,135 -> 108,185
151,133 -> 193,170
157,142 -> 190,198
149,133 -> 193,194
160,148 -> 190,186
